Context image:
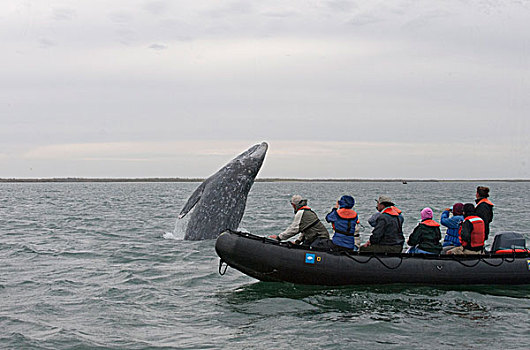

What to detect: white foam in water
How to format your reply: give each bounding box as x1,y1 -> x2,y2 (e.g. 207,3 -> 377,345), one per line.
162,231 -> 178,240
163,216 -> 188,240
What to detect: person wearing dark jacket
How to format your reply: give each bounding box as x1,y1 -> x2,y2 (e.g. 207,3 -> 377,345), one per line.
407,207 -> 442,254
268,195 -> 331,249
447,203 -> 485,255
360,196 -> 404,253
475,186 -> 494,240
326,195 -> 359,251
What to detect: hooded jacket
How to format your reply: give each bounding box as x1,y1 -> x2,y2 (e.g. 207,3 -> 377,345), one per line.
326,207 -> 359,249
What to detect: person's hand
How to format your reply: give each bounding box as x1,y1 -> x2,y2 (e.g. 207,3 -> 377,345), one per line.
361,241 -> 371,248
334,201 -> 339,209
268,235 -> 281,241
443,208 -> 451,212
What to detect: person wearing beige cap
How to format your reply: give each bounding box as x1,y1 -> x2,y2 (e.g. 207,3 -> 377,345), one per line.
360,195 -> 404,253
268,195 -> 331,249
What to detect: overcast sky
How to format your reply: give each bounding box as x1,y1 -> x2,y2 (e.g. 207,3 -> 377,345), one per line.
1,0 -> 529,179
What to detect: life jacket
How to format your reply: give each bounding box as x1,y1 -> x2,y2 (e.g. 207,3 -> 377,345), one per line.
420,219 -> 440,227
382,206 -> 400,216
297,205 -> 311,212
297,206 -> 319,230
332,208 -> 359,236
477,198 -> 494,207
459,215 -> 485,248
391,206 -> 402,215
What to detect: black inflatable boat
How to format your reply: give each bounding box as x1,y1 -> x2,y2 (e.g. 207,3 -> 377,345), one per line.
215,230 -> 530,286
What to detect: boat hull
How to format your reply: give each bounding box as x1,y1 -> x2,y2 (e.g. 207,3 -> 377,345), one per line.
215,231 -> 530,285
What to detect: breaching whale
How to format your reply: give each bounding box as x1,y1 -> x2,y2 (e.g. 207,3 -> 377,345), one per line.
179,142 -> 268,240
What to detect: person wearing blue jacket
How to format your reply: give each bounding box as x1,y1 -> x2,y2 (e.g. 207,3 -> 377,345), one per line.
326,195 -> 359,251
440,202 -> 464,252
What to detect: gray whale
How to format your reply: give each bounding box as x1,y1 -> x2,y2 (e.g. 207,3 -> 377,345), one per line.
179,142 -> 268,240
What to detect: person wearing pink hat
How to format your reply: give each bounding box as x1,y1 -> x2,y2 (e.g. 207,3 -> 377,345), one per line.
406,207 -> 442,254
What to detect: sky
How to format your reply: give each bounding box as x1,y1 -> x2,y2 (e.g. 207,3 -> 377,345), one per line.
1,0 -> 529,179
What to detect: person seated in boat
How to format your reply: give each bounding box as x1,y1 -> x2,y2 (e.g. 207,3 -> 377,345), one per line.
447,203 -> 485,255
440,203 -> 464,253
367,212 -> 381,227
406,207 -> 442,254
268,195 -> 331,249
367,200 -> 403,227
475,186 -> 494,241
325,195 -> 360,251
360,196 -> 404,253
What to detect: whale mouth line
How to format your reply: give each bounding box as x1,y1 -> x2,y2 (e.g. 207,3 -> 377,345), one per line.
249,142 -> 268,159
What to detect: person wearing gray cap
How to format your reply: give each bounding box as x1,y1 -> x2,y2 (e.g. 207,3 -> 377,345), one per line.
360,195 -> 404,253
268,195 -> 331,249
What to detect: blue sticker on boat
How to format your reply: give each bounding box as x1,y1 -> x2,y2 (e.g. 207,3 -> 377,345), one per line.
305,253 -> 316,264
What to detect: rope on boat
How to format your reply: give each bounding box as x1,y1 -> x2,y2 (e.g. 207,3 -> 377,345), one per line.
373,254 -> 404,270
342,249 -> 520,270
342,252 -> 405,270
449,253 -> 521,268
449,255 -> 482,268
479,257 -> 505,267
218,259 -> 228,275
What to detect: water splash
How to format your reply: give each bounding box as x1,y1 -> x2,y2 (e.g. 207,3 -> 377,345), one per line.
162,232 -> 177,240
164,216 -> 188,240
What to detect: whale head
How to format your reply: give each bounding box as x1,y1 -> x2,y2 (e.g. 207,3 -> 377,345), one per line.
222,141 -> 268,180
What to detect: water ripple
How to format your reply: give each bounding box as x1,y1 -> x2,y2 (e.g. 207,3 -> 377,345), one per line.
1,182 -> 530,349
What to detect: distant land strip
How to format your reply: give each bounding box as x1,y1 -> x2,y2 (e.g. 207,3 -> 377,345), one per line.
0,178 -> 528,183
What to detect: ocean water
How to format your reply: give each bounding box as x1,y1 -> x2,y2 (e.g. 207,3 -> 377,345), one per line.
1,181 -> 529,349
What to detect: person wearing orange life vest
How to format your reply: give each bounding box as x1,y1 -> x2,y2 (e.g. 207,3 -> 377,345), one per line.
406,207 -> 442,254
268,195 -> 331,249
447,203 -> 485,255
325,195 -> 360,251
475,186 -> 494,240
360,195 -> 404,253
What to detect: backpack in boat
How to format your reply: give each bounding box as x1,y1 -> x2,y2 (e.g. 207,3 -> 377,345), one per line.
491,232 -> 527,253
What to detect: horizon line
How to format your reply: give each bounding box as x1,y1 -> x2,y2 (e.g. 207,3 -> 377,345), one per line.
0,177 -> 529,183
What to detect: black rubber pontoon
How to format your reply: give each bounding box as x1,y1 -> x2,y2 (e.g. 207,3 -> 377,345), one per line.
215,230 -> 530,286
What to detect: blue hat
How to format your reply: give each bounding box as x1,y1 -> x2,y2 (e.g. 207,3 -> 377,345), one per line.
338,195 -> 355,208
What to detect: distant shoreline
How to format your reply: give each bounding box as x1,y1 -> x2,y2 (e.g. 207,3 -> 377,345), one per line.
0,178 -> 528,183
